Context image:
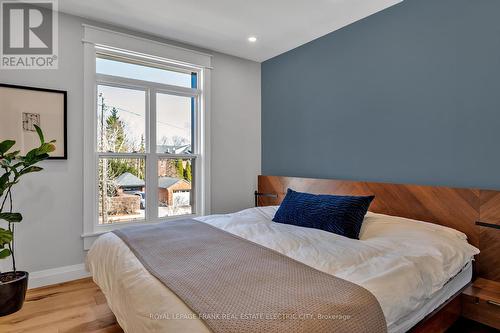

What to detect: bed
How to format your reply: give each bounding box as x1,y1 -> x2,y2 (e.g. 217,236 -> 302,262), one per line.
87,175 -> 499,333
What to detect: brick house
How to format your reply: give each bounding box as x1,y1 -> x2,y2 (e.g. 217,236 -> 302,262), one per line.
115,172 -> 191,208
158,177 -> 192,207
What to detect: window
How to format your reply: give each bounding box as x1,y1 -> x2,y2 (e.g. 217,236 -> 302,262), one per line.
94,51 -> 202,225
96,57 -> 195,88
82,25 -> 211,247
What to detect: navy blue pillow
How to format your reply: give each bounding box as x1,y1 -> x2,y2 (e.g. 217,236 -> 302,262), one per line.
272,189 -> 374,239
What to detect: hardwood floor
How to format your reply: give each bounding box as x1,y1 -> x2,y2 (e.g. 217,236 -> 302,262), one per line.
1,278 -> 497,333
0,278 -> 123,333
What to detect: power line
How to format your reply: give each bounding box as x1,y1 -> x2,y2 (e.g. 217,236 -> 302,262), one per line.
97,103 -> 190,131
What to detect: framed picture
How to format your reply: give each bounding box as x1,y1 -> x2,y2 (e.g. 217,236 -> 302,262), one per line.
0,83 -> 67,159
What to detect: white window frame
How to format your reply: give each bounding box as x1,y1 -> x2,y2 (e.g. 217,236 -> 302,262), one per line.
82,25 -> 212,249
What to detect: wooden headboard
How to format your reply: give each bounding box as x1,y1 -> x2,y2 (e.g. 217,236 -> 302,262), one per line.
257,175 -> 500,282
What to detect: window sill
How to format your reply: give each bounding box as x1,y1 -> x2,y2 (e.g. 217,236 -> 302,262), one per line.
82,214 -> 201,250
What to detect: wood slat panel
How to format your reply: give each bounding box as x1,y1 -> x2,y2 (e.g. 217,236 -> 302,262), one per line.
258,175 -> 500,282
480,190 -> 500,226
479,191 -> 500,283
258,175 -> 481,246
477,227 -> 500,282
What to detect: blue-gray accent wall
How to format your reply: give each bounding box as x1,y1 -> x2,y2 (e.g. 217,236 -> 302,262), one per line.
261,0 -> 500,189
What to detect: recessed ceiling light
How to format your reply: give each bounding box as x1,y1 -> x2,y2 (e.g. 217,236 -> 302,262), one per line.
248,36 -> 257,43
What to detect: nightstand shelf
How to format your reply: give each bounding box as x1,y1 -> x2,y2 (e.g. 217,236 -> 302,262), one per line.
462,278 -> 500,330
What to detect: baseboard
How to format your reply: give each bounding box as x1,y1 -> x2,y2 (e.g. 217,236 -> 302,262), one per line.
28,263 -> 91,289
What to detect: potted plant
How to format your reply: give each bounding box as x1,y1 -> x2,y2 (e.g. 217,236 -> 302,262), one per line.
0,126 -> 55,316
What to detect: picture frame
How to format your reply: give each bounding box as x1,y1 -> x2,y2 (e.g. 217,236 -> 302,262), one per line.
0,83 -> 67,159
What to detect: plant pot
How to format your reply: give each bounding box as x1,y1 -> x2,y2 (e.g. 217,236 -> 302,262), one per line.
0,271 -> 29,316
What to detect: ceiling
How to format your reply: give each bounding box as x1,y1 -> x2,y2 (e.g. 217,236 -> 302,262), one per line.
59,0 -> 402,62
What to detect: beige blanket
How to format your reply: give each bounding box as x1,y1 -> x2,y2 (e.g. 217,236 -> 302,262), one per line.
113,219 -> 387,333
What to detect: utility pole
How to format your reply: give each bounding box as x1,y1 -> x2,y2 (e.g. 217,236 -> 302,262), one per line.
99,93 -> 109,224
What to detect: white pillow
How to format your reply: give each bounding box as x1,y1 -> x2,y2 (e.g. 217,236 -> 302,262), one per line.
363,211 -> 469,241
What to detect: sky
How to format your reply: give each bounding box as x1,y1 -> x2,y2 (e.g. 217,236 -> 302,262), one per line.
96,58 -> 194,151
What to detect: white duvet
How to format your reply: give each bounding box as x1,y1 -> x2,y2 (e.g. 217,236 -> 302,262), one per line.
87,206 -> 479,333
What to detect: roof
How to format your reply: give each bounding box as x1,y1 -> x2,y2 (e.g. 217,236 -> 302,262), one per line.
115,172 -> 145,187
158,177 -> 190,189
156,144 -> 191,154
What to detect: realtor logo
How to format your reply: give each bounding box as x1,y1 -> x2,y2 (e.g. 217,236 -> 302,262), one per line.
1,0 -> 58,69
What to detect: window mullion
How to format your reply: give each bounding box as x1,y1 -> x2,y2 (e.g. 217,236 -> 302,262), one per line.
96,73 -> 201,97
97,152 -> 147,158
156,153 -> 199,159
146,89 -> 158,222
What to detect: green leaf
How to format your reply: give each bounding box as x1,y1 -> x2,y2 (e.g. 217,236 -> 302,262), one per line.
0,212 -> 22,223
0,173 -> 9,187
10,170 -> 20,182
0,229 -> 13,244
0,248 -> 11,259
22,149 -> 50,166
11,161 -> 23,169
0,173 -> 10,197
20,166 -> 43,176
0,140 -> 15,155
4,150 -> 20,159
23,149 -> 35,165
34,125 -> 45,144
37,143 -> 56,155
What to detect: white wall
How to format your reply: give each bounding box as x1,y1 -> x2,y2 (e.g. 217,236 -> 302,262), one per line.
0,12 -> 261,276
211,53 -> 261,213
